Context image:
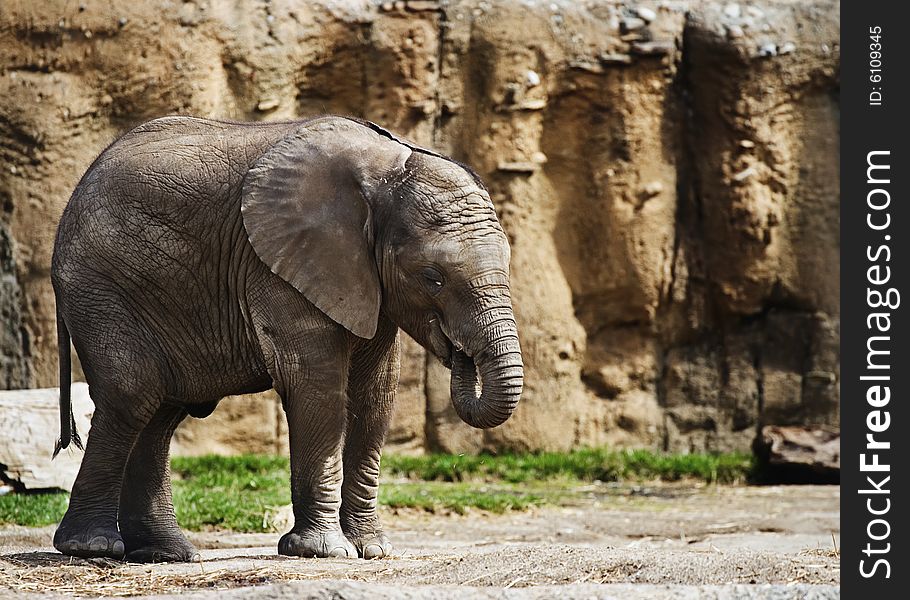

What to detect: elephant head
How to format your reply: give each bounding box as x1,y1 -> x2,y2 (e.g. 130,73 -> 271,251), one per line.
241,117 -> 522,429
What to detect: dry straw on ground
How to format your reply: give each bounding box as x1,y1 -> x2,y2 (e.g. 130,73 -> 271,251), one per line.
2,554 -> 324,597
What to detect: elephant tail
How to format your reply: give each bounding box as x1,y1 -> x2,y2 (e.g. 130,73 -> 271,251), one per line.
53,307 -> 83,458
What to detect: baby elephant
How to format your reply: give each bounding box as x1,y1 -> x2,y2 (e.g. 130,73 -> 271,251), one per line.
51,115 -> 522,562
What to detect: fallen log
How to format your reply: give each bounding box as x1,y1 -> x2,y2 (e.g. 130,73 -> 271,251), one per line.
0,384 -> 93,493
753,425 -> 839,483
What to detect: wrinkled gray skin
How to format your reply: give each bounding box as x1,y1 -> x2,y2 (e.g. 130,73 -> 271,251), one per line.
50,116 -> 522,563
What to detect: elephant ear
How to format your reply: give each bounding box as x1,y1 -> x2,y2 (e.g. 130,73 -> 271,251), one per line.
241,117 -> 412,339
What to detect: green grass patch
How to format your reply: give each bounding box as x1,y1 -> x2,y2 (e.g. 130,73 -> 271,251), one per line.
380,481 -> 553,514
171,454 -> 291,531
382,448 -> 754,485
0,448 -> 753,531
0,490 -> 69,527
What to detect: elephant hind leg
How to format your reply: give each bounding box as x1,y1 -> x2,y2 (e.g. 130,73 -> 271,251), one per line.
119,404 -> 198,563
54,295 -> 176,560
54,396 -> 152,560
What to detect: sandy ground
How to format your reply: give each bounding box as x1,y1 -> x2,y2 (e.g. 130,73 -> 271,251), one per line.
0,483 -> 839,599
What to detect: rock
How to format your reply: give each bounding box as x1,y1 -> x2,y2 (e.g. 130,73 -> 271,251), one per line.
732,165 -> 757,182
620,17 -> 646,33
636,7 -> 657,22
631,40 -> 675,56
264,503 -> 294,533
757,42 -> 777,57
497,160 -> 541,173
530,151 -> 548,164
754,425 -> 839,481
723,3 -> 741,19
256,98 -> 280,112
525,70 -> 541,87
0,384 -> 94,491
570,59 -> 605,73
778,41 -> 796,55
599,53 -> 633,65
642,181 -> 664,197
410,100 -> 435,115
509,98 -> 547,111
178,2 -> 201,26
405,1 -> 441,12
582,364 -> 629,399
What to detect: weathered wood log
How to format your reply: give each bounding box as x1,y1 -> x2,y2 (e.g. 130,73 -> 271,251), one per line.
754,425 -> 839,483
0,384 -> 93,492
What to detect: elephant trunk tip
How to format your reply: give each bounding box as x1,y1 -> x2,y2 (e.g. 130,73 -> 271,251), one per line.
449,349 -> 523,430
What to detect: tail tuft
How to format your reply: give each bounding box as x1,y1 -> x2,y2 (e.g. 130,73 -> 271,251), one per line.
53,305 -> 80,458
52,413 -> 83,458
71,412 -> 84,450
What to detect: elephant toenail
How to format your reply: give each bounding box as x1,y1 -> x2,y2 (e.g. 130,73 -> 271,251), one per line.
327,546 -> 349,558
111,540 -> 125,557
363,544 -> 384,559
89,536 -> 107,552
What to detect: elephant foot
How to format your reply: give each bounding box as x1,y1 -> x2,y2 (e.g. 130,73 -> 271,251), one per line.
346,531 -> 392,559
278,528 -> 357,558
120,520 -> 200,563
125,544 -> 200,563
54,525 -> 125,560
124,537 -> 200,563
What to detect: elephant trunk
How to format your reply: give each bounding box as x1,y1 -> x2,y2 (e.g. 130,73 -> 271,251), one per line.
449,304 -> 523,429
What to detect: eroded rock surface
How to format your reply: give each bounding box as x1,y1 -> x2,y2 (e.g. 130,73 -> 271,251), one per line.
0,1 -> 840,453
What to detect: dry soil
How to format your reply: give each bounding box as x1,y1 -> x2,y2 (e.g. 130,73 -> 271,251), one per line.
0,483 -> 839,599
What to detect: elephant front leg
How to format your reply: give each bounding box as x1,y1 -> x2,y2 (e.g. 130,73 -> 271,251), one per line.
341,446 -> 392,559
278,377 -> 357,559
341,320 -> 399,559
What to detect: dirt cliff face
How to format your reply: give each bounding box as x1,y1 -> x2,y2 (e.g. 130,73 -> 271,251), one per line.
0,0 -> 839,453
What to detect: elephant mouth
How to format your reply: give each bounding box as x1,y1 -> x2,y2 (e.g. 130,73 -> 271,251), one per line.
428,316 -> 469,370
442,342 -> 482,404
440,344 -> 454,369
441,341 -> 480,399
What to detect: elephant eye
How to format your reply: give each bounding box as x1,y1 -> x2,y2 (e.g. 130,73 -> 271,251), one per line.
421,267 -> 445,292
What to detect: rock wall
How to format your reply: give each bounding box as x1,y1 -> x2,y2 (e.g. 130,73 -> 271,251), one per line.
1,220 -> 29,388
0,0 -> 839,454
